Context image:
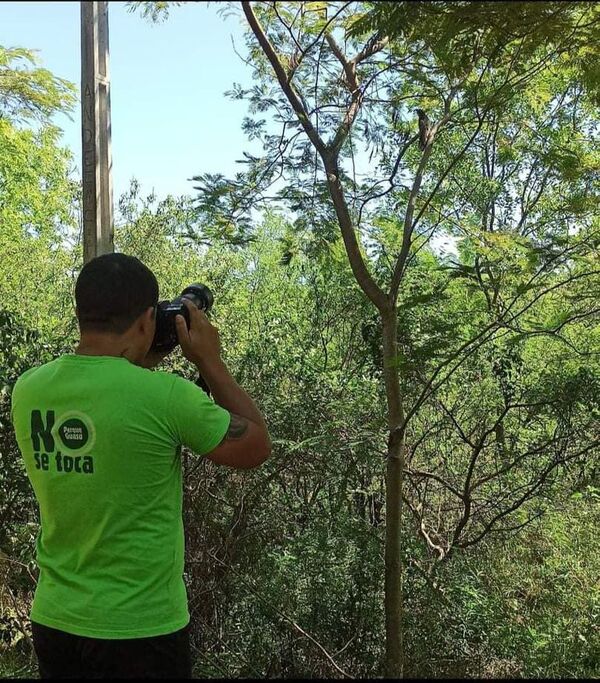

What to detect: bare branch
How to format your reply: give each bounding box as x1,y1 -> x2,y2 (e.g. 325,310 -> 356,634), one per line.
325,30 -> 389,155
459,443 -> 596,549
405,467 -> 463,500
401,268 -> 600,431
353,33 -> 390,66
356,132 -> 419,228
325,32 -> 358,93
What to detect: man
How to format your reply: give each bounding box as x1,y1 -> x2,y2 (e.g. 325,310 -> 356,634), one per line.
10,253 -> 271,679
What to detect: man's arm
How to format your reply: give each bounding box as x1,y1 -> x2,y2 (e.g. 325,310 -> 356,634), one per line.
175,301 -> 271,469
198,359 -> 271,468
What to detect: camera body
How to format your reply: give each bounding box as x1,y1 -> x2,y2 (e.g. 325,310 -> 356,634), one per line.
152,283 -> 213,353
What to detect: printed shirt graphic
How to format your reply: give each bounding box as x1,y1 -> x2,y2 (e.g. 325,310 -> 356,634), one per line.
11,354 -> 230,639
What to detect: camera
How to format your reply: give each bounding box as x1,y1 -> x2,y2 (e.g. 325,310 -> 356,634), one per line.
151,283 -> 213,353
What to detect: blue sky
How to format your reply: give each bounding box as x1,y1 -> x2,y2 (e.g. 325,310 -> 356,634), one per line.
0,1 -> 258,201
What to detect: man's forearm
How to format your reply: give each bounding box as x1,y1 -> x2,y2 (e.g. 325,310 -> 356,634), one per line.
197,360 -> 268,433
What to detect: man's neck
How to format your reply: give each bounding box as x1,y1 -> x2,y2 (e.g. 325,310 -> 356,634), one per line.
75,335 -> 132,360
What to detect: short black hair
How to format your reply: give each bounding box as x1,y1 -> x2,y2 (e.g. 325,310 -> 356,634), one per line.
75,253 -> 159,334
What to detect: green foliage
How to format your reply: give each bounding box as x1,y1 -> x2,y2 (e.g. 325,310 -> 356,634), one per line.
0,119 -> 79,339
0,45 -> 75,123
1,189 -> 598,677
0,45 -> 79,340
451,490 -> 600,677
126,1 -> 187,23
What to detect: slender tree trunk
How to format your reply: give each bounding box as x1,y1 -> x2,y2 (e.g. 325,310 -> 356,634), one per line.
381,308 -> 405,678
323,152 -> 406,676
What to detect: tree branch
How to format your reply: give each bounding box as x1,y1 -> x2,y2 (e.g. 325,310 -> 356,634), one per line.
241,1 -> 327,157
242,1 -> 388,312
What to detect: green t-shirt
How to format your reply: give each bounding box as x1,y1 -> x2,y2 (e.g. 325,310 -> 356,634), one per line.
10,354 -> 230,639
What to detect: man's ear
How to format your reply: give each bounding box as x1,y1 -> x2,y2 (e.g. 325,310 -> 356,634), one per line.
141,306 -> 156,331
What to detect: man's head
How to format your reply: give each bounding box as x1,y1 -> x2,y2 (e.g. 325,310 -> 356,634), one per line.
75,253 -> 159,362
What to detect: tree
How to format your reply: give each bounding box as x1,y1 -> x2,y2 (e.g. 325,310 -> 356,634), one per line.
129,1 -> 599,675
193,2 -> 599,675
0,44 -> 79,338
0,46 -> 75,123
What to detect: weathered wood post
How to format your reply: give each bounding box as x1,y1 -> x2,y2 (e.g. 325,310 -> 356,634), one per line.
81,1 -> 114,264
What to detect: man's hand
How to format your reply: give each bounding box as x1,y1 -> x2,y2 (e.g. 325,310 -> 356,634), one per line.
175,299 -> 222,371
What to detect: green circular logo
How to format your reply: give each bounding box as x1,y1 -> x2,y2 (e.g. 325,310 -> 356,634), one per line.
58,418 -> 89,449
53,412 -> 96,454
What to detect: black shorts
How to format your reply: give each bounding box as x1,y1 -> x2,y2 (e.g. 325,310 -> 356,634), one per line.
31,621 -> 192,679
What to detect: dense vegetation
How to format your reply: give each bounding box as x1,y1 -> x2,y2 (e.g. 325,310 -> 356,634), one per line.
1,2 -> 598,678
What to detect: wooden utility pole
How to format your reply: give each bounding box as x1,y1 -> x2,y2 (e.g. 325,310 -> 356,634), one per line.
81,1 -> 114,264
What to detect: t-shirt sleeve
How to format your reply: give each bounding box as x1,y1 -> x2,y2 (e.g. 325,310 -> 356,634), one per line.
166,374 -> 231,456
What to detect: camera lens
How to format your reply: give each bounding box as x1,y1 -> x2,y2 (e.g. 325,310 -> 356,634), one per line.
181,283 -> 213,312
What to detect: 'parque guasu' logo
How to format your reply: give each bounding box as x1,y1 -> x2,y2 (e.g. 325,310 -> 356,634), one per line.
53,411 -> 96,455
30,409 -> 96,474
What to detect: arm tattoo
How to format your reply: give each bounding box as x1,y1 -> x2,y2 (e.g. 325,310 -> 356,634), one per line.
226,414 -> 249,440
